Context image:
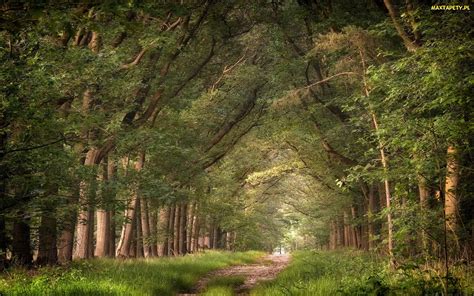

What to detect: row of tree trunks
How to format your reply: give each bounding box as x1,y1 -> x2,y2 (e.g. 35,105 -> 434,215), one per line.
329,184 -> 384,251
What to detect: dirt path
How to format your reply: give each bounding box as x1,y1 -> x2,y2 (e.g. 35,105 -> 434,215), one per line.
179,253 -> 290,295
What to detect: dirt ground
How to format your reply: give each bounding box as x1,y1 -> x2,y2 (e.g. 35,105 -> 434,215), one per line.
179,253 -> 290,295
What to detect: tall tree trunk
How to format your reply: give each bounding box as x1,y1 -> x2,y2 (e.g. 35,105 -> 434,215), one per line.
96,159 -> 113,257
192,213 -> 200,252
167,205 -> 175,255
445,145 -> 460,243
179,203 -> 187,255
74,148 -> 98,259
376,131 -> 395,262
57,224 -> 75,263
351,206 -> 360,249
157,207 -> 169,256
149,211 -> 158,257
418,174 -> 430,253
108,210 -> 116,258
12,214 -> 32,266
37,214 -> 58,265
343,211 -> 350,247
336,217 -> 343,248
135,199 -> 144,258
368,185 -> 378,250
140,197 -> 151,258
173,205 -> 180,255
74,30 -> 102,259
383,0 -> 419,52
116,153 -> 144,258
186,203 -> 194,252
95,208 -> 110,257
0,215 -> 7,270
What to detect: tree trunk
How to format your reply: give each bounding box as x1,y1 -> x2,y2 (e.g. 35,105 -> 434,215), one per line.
179,203 -> 187,255
368,185 -> 378,250
74,148 -> 98,259
95,209 -> 110,257
157,207 -> 169,256
116,153 -> 144,258
140,197 -> 152,258
343,211 -> 350,247
383,0 -> 419,52
0,215 -> 7,270
149,211 -> 158,257
186,203 -> 194,252
108,210 -> 116,258
173,205 -> 180,255
135,199 -> 144,258
12,214 -> 32,266
167,205 -> 175,255
445,145 -> 460,241
192,213 -> 200,252
351,206 -> 361,249
96,158 -> 115,257
329,221 -> 336,250
57,225 -> 75,263
37,214 -> 58,265
371,113 -> 395,263
418,174 -> 430,253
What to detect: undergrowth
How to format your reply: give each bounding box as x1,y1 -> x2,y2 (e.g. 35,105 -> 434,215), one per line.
0,250 -> 262,296
202,275 -> 245,296
250,250 -> 474,296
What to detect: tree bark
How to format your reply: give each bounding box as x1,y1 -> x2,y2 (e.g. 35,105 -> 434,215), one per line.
37,214 -> 58,265
0,215 -> 7,270
383,0 -> 419,52
186,203 -> 194,252
173,205 -> 180,255
12,214 -> 32,266
343,211 -> 350,247
149,211 -> 158,257
116,153 -> 144,258
74,147 -> 98,259
167,205 -> 175,255
192,213 -> 200,252
368,185 -> 378,250
140,197 -> 152,258
135,199 -> 144,258
157,207 -> 169,256
108,210 -> 116,258
95,161 -> 110,258
179,203 -> 187,255
445,145 -> 460,240
418,174 -> 430,253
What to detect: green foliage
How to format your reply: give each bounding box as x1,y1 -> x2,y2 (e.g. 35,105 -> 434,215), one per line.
251,251 -> 473,296
0,251 -> 263,296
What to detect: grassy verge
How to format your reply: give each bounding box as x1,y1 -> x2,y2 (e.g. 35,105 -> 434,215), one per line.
250,250 -> 474,296
0,251 -> 262,296
201,276 -> 246,296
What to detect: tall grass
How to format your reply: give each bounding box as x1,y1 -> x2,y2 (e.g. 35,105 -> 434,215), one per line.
0,251 -> 262,296
201,276 -> 245,296
250,250 -> 474,296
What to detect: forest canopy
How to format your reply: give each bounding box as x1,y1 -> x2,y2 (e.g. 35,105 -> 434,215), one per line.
0,1 -> 473,285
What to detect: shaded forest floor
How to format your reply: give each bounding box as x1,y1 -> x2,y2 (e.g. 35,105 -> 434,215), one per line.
1,250 -> 473,296
0,251 -> 262,296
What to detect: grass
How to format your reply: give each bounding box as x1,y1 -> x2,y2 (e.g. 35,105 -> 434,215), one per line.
0,250 -> 263,296
250,250 -> 474,296
201,276 -> 246,296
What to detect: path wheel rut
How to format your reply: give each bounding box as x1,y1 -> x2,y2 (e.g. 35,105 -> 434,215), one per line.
179,254 -> 290,295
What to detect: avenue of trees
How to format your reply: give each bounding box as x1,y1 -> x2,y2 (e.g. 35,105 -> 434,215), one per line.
0,0 -> 472,275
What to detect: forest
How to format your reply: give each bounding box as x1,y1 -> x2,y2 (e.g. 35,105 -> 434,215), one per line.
0,0 -> 473,295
